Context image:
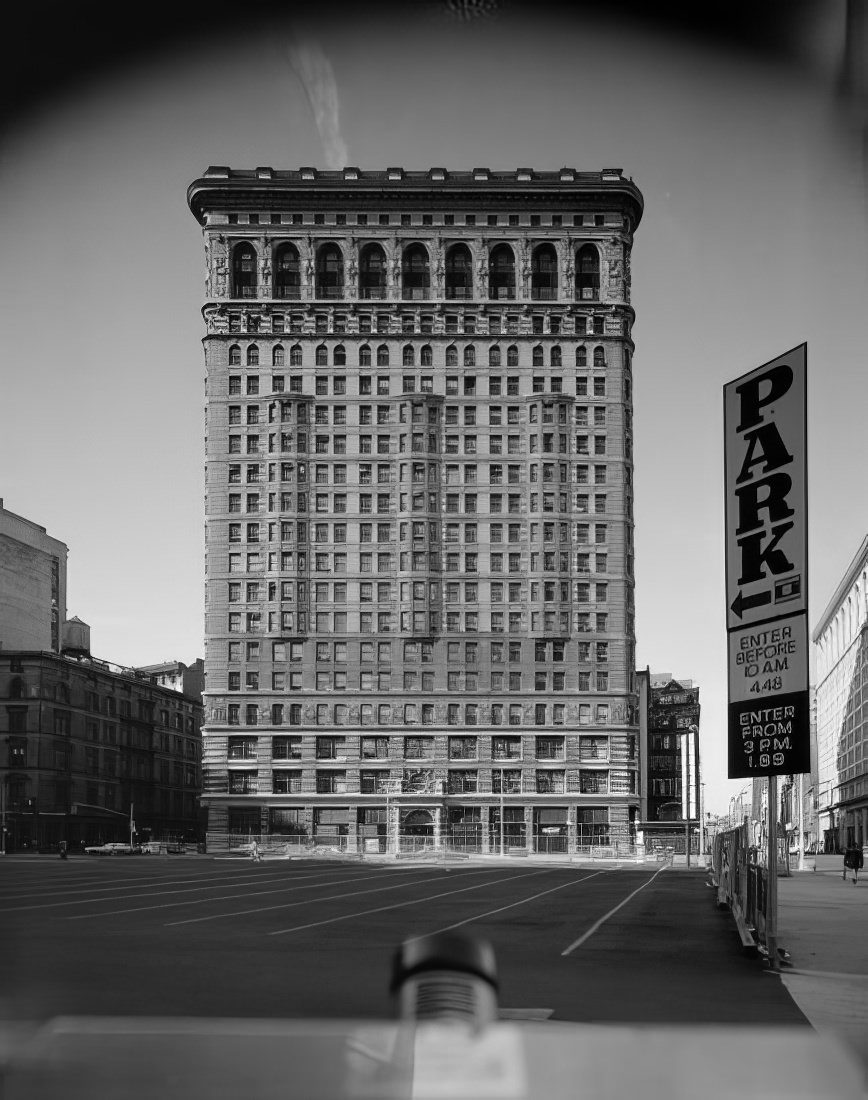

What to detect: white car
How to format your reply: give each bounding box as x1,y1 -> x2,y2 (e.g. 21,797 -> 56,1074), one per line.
84,842 -> 140,856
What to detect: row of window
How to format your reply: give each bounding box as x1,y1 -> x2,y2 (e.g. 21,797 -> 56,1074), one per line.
226,637 -> 614,665
226,637 -> 611,666
225,211 -> 609,229
228,241 -> 603,300
226,433 -> 613,457
230,662 -> 609,693
227,374 -> 611,398
7,681 -> 196,729
228,462 -> 612,486
226,605 -> 610,636
230,343 -> 609,368
227,576 -> 611,605
7,708 -> 198,753
229,403 -> 609,428
225,699 -> 615,727
222,516 -> 613,541
5,739 -> 199,785
227,576 -> 609,606
228,732 -> 620,761
226,527 -> 610,555
224,309 -> 617,338
225,490 -> 611,514
229,769 -> 634,796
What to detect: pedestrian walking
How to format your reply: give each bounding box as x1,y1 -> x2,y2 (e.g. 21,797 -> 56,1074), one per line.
251,839 -> 262,863
843,844 -> 863,884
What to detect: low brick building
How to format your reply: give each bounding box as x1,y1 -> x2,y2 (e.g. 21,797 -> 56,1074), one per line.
0,650 -> 203,852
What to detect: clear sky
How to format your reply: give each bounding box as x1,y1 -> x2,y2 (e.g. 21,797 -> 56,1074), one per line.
1,1 -> 866,815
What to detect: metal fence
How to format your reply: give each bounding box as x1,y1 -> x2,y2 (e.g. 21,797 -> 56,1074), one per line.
710,824 -> 769,956
205,831 -> 644,861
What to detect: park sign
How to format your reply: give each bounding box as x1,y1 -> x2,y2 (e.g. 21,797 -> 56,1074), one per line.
724,344 -> 810,778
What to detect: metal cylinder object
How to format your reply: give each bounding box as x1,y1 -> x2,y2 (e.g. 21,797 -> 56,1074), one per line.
391,933 -> 499,1024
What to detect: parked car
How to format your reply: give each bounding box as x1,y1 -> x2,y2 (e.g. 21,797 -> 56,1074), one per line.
84,842 -> 141,856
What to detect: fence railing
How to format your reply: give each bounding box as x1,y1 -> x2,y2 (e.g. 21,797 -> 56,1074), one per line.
710,824 -> 768,956
204,831 -> 643,860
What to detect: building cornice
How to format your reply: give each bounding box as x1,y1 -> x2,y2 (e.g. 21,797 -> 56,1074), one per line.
187,167 -> 644,227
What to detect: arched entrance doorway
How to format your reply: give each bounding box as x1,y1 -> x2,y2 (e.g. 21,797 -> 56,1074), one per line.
401,808 -> 434,854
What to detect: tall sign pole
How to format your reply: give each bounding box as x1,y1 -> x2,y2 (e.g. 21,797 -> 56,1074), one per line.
724,344 -> 810,970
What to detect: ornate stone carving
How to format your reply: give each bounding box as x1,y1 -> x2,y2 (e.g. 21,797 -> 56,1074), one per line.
204,306 -> 228,333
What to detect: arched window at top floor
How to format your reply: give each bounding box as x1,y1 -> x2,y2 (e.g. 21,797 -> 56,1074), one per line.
315,243 -> 344,299
489,244 -> 515,300
402,244 -> 430,300
290,344 -> 303,366
229,344 -> 241,366
576,244 -> 600,301
445,245 -> 473,300
360,244 -> 386,300
231,242 -> 258,299
531,244 -> 558,300
247,344 -> 259,366
273,344 -> 285,367
274,243 -> 301,300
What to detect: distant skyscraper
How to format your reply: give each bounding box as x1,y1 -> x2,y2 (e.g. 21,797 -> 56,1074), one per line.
188,166 -> 643,854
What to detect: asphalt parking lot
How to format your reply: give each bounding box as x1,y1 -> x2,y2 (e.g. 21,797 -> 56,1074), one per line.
0,855 -> 809,1028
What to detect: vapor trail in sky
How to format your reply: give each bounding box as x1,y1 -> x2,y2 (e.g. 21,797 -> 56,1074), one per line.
287,33 -> 348,170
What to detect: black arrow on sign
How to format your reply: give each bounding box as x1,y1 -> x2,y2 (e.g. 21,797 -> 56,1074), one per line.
730,589 -> 773,619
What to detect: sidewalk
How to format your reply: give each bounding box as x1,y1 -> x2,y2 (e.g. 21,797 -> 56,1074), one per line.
775,855 -> 868,1079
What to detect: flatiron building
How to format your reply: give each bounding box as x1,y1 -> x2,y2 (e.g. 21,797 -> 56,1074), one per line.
187,165 -> 643,854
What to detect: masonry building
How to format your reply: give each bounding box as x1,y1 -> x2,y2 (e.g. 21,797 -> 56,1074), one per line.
0,505 -> 203,852
638,672 -> 701,855
813,535 -> 868,853
0,499 -> 67,654
187,166 -> 643,853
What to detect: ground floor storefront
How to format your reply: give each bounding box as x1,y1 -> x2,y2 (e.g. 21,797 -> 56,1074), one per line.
205,798 -> 639,856
821,799 -> 868,853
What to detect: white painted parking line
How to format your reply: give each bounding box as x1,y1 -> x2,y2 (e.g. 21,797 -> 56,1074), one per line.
420,870 -> 609,937
165,867 -> 518,928
64,867 -> 431,921
2,868 -> 361,915
561,865 -> 668,955
267,868 -> 554,937
0,865 -> 341,904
